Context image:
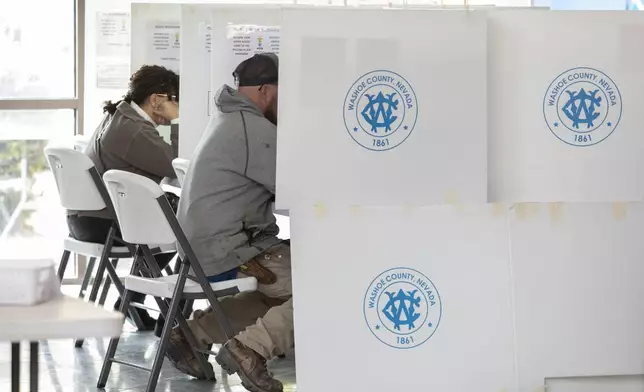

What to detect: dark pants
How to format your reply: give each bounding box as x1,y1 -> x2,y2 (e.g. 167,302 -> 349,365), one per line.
67,214 -> 176,308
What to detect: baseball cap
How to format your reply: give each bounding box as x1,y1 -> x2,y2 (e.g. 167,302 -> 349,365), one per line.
233,53 -> 279,87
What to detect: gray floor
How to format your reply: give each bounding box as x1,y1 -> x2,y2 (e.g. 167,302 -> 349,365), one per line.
0,286 -> 296,391
0,332 -> 296,392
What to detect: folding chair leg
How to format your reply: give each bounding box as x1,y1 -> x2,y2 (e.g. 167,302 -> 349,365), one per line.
147,295 -> 186,392
98,259 -> 119,307
97,288 -> 134,388
88,226 -> 116,306
102,252 -> 146,330
73,257 -> 96,348
182,300 -> 194,318
57,250 -> 71,282
78,257 -> 96,300
87,253 -> 110,304
104,259 -> 125,294
146,264 -> 215,391
137,250 -> 214,381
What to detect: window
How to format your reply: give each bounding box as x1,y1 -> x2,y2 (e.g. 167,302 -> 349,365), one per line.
0,0 -> 75,99
0,110 -> 75,270
0,0 -> 81,281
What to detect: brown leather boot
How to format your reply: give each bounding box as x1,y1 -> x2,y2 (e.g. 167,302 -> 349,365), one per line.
165,327 -> 214,380
216,338 -> 283,392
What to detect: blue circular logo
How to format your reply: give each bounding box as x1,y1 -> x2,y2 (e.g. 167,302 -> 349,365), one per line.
343,70 -> 418,151
543,67 -> 622,147
363,267 -> 442,349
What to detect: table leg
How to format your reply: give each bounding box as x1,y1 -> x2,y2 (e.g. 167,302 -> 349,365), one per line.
11,342 -> 19,392
30,341 -> 38,392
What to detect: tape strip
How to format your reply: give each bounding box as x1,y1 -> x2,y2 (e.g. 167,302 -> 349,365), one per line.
444,190 -> 464,212
548,202 -> 564,224
492,203 -> 506,217
612,202 -> 627,221
515,203 -> 541,221
313,203 -> 326,219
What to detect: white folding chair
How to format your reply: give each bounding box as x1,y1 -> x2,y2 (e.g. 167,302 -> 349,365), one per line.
171,158 -> 190,187
44,146 -> 150,344
72,134 -> 90,152
98,170 -> 257,392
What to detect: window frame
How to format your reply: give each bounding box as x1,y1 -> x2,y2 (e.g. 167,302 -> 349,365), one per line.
0,0 -> 86,284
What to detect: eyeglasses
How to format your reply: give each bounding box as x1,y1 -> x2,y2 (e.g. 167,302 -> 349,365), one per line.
157,93 -> 179,102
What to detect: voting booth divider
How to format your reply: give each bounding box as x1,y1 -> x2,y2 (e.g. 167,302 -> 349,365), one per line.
290,203 -> 644,392
179,4 -> 284,158
132,4 -> 644,391
276,7 -> 644,392
488,10 -> 644,202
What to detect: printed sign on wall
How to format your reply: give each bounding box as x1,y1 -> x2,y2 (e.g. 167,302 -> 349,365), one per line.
225,24 -> 280,83
147,21 -> 181,73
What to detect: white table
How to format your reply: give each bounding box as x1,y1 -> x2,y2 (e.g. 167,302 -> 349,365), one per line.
0,295 -> 124,392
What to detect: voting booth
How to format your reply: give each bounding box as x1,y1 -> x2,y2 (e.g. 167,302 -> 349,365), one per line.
168,3 -> 644,391
275,6 -> 644,392
180,4 -> 282,158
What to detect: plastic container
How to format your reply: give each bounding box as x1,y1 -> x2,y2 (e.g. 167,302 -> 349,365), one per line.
0,259 -> 60,305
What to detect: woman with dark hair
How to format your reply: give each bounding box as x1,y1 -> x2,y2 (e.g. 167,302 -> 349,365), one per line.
67,65 -> 180,331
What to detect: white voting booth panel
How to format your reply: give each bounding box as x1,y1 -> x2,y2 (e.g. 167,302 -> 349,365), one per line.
181,4 -> 214,158
510,202 -> 644,391
131,3 -> 181,143
277,9 -> 488,209
290,205 -> 515,392
488,10 -> 644,202
179,5 -> 282,158
291,204 -> 644,391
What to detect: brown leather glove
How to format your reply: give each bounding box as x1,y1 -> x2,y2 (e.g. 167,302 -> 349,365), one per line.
239,258 -> 277,285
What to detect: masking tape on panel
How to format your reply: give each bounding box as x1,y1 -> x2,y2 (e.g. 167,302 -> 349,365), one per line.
313,203 -> 326,220
444,190 -> 464,212
402,204 -> 416,216
612,202 -> 627,221
514,203 -> 541,221
492,203 -> 506,217
349,205 -> 362,217
548,202 -> 564,224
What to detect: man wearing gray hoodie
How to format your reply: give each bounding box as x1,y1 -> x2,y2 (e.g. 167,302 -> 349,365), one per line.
166,53 -> 291,392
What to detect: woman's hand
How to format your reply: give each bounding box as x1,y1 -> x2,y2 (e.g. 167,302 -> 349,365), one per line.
153,97 -> 179,124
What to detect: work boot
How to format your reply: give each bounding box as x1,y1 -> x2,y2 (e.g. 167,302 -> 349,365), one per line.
216,338 -> 283,392
165,327 -> 214,380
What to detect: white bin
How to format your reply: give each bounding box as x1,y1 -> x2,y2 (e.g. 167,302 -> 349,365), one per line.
0,259 -> 60,306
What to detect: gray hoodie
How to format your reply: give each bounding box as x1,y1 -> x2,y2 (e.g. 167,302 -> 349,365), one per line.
177,85 -> 281,277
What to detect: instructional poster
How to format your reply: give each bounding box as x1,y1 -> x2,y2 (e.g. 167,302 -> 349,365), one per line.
96,12 -> 130,88
226,24 -> 280,73
148,21 -> 181,73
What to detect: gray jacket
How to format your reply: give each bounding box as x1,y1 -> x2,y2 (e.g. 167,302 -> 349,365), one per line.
75,101 -> 178,218
177,85 -> 281,277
